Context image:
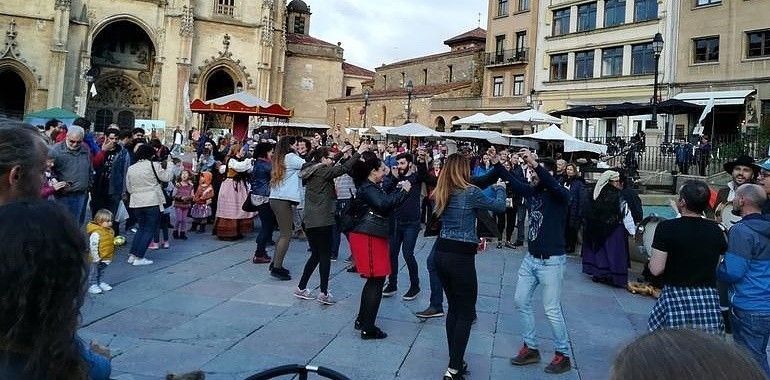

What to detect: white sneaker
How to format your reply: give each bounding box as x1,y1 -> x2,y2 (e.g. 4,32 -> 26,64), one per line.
87,284 -> 103,294
317,292 -> 336,305
293,287 -> 314,300
127,254 -> 136,264
99,282 -> 113,291
132,258 -> 154,266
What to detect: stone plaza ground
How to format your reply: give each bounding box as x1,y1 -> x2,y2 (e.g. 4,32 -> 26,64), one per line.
79,229 -> 655,380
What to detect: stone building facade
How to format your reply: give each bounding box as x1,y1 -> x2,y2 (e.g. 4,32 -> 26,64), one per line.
326,28 -> 485,132
0,0 -> 371,132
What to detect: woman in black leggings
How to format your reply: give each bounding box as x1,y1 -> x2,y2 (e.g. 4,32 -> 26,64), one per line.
348,153 -> 410,339
432,153 -> 506,380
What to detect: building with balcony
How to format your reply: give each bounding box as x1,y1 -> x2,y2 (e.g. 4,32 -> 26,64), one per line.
670,0 -> 770,138
482,0 -> 539,121
532,0 -> 672,142
326,28 -> 485,132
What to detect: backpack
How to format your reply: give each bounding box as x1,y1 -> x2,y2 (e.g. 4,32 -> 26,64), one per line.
336,189 -> 362,233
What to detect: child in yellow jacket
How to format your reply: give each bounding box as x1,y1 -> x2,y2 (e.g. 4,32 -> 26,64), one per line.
86,209 -> 116,295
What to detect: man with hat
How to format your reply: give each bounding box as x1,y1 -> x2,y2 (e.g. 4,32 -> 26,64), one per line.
712,155 -> 758,228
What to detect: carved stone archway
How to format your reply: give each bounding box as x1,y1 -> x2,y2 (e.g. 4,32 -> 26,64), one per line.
86,74 -> 151,130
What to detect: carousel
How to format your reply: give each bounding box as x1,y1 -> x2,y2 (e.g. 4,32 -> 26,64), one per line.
190,92 -> 293,141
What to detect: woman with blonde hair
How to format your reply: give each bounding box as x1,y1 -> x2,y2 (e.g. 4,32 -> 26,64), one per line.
433,153 -> 506,380
268,136 -> 304,281
213,142 -> 255,240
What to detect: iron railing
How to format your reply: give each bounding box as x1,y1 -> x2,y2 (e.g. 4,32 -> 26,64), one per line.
485,49 -> 529,66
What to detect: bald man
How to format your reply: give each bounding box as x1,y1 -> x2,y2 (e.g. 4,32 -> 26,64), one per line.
50,124 -> 93,225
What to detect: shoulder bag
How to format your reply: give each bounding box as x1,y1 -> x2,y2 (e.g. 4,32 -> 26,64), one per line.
150,162 -> 173,208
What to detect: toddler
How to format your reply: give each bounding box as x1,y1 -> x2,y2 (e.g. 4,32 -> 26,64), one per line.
86,209 -> 116,294
173,170 -> 194,239
191,171 -> 214,233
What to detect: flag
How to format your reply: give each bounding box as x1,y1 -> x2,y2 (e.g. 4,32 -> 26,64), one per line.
89,83 -> 98,98
698,97 -> 715,125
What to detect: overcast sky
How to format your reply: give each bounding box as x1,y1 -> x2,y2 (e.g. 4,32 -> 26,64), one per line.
306,0 -> 489,70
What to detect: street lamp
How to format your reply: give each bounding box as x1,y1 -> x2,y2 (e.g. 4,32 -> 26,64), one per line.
362,89 -> 370,129
651,32 -> 664,140
405,80 -> 414,124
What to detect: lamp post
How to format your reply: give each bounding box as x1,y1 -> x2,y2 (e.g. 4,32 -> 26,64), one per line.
362,89 -> 370,129
651,32 -> 664,141
405,80 -> 414,124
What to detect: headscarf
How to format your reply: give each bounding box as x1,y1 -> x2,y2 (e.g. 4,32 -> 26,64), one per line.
593,170 -> 620,200
199,171 -> 212,186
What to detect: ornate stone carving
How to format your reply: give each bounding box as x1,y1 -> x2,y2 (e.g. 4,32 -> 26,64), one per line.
180,5 -> 194,37
261,15 -> 274,46
55,0 -> 72,10
222,34 -> 230,53
89,75 -> 151,116
2,19 -> 20,59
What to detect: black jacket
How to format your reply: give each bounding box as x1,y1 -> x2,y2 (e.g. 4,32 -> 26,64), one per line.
354,180 -> 408,218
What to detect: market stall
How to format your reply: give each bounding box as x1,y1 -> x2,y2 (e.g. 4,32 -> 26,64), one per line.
190,92 -> 292,141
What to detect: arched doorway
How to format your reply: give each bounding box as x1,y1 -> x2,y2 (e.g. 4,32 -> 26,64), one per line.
205,69 -> 236,100
87,20 -> 155,131
0,70 -> 26,119
450,116 -> 461,131
434,116 -> 446,132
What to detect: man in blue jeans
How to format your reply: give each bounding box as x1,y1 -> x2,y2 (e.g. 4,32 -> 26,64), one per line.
383,153 -> 426,300
50,125 -> 93,226
505,150 -> 572,375
718,183 -> 770,376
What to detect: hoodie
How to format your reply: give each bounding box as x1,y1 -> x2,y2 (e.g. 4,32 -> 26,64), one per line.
299,152 -> 359,229
718,213 -> 770,313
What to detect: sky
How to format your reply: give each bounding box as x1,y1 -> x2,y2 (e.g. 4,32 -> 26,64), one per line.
305,0 -> 489,70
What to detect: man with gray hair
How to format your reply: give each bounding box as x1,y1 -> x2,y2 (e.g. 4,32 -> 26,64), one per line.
50,124 -> 93,225
718,183 -> 770,376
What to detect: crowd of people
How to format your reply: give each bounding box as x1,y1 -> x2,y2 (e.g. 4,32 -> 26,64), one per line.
1,115 -> 769,380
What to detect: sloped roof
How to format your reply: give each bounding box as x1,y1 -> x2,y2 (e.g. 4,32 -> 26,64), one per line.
328,81 -> 471,102
342,62 -> 375,78
286,33 -> 337,47
444,27 -> 487,46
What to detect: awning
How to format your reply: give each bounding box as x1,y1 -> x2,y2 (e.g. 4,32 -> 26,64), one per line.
255,121 -> 329,130
672,90 -> 756,106
190,92 -> 293,117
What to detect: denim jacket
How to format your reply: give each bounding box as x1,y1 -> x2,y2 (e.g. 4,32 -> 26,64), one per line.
439,185 -> 506,244
249,158 -> 272,197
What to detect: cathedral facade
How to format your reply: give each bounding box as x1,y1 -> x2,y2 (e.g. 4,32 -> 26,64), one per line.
0,0 -> 363,131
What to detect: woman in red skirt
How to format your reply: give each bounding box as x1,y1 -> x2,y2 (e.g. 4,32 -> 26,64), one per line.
349,153 -> 411,339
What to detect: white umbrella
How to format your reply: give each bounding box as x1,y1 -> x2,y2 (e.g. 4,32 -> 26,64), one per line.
385,122 -> 442,138
520,125 -> 606,154
451,112 -> 491,126
486,111 -> 518,124
507,109 -> 563,125
444,130 -> 539,149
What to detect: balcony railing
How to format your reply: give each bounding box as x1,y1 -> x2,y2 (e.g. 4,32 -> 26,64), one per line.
485,49 -> 529,66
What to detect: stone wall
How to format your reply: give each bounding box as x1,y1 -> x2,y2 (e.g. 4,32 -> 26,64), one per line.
374,50 -> 482,91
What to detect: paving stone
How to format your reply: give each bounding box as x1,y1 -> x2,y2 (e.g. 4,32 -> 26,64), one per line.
85,307 -> 195,339
139,291 -> 224,316
176,277 -> 255,299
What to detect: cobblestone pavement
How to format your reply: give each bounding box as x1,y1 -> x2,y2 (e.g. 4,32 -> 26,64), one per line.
79,229 -> 654,380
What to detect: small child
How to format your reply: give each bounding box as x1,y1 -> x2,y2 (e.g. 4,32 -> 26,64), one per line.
86,209 -> 116,294
40,156 -> 66,200
191,171 -> 214,233
173,170 -> 194,239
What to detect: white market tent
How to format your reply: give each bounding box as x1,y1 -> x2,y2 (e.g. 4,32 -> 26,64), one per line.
486,111 -> 518,124
506,109 -> 563,125
385,122 -> 443,138
451,112 -> 491,126
370,126 -> 395,135
444,130 -> 538,149
519,125 -> 607,154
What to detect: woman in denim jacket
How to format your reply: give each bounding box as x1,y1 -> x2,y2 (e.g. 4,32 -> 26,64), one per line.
249,142 -> 275,264
433,153 -> 506,380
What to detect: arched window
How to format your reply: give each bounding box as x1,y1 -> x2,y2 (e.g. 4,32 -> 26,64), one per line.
95,109 -> 113,131
435,116 -> 446,132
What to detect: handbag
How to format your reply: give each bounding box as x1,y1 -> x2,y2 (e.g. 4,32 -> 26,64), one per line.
352,211 -> 389,238
242,195 -> 259,212
150,162 -> 173,208
424,212 -> 442,237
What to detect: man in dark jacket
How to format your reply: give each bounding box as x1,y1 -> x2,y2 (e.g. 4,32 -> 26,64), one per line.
382,153 -> 427,300
90,127 -> 130,234
506,149 -> 573,375
50,125 -> 93,226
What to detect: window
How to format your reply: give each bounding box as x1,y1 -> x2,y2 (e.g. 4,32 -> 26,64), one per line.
550,54 -> 568,80
518,0 -> 530,11
400,72 -> 405,86
602,47 -> 623,77
448,65 -> 454,82
694,37 -> 720,62
552,8 -> 570,36
634,0 -> 658,22
575,50 -> 595,79
605,119 -> 617,138
495,35 -> 506,62
293,16 -> 305,33
696,0 -> 720,6
215,0 -> 235,16
575,119 -> 587,140
423,69 -> 428,85
577,3 -> 597,32
515,31 -> 527,52
604,0 -> 626,27
747,31 -> 770,58
513,75 -> 524,95
345,86 -> 354,96
632,43 -> 655,74
498,0 -> 509,16
383,74 -> 387,89
493,76 -> 504,97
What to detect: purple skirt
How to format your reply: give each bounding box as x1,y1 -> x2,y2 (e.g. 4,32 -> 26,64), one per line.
581,225 -> 629,287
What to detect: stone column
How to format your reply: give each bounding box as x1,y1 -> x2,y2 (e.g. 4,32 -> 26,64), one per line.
48,0 -> 72,108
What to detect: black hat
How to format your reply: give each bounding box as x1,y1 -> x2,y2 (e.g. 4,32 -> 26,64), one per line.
723,155 -> 758,174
